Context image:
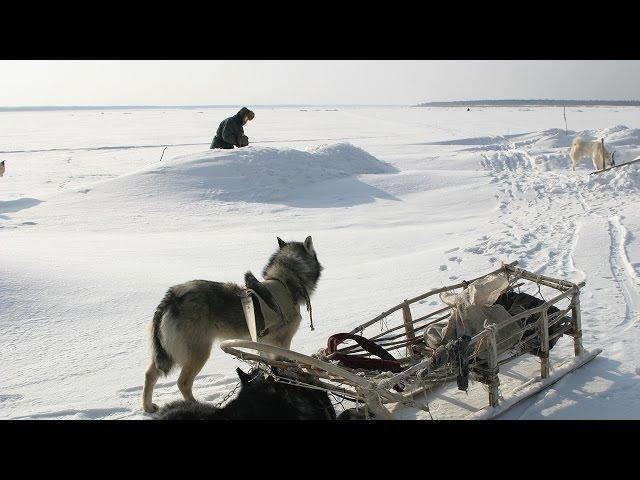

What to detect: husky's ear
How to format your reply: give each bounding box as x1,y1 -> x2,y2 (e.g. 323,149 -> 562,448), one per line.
236,367 -> 252,385
304,236 -> 315,254
277,237 -> 287,249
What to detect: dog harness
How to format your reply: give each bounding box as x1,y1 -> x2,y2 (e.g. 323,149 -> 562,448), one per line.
247,279 -> 302,338
268,276 -> 315,332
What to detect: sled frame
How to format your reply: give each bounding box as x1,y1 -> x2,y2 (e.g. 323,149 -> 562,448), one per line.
222,261 -> 599,419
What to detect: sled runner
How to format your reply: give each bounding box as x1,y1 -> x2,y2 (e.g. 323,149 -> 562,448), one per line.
221,261 -> 601,419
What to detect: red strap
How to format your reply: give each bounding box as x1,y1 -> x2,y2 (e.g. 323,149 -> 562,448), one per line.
327,333 -> 405,391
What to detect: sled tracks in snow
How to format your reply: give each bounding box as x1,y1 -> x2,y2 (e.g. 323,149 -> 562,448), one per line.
479,148 -> 586,278
608,216 -> 640,330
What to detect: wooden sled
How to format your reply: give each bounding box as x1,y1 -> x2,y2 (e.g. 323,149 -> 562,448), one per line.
221,261 -> 601,419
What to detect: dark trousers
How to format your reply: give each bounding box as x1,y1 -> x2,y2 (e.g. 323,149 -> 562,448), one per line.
210,136 -> 234,149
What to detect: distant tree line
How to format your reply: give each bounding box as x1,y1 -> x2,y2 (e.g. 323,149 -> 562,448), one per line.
415,99 -> 640,107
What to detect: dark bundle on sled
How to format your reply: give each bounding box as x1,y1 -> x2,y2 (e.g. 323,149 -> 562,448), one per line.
494,289 -> 570,355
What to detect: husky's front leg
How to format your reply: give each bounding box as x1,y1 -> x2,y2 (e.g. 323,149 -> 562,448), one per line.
570,150 -> 578,171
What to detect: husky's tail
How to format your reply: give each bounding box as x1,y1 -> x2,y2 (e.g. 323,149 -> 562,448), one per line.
152,289 -> 175,375
244,271 -> 285,322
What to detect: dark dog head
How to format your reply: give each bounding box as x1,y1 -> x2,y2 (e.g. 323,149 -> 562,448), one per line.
234,367 -> 335,420
233,367 -> 297,417
263,236 -> 323,293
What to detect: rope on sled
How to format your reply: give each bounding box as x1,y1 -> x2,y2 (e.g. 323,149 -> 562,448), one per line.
305,291 -> 314,331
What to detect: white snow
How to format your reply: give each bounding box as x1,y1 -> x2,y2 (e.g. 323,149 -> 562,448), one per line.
1,106 -> 640,419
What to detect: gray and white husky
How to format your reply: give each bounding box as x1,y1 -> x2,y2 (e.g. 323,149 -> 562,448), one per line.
142,236 -> 323,413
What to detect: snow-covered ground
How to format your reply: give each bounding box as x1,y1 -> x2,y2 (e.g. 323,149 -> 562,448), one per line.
1,106 -> 639,419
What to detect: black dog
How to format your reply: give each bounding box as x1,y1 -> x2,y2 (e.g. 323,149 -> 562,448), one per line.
155,368 -> 364,420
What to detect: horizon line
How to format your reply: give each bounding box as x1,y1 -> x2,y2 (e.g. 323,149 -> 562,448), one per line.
0,103 -> 407,112
2,99 -> 640,112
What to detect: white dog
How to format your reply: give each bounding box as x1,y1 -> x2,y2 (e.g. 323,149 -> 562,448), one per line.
0,160 -> 4,177
570,137 -> 614,171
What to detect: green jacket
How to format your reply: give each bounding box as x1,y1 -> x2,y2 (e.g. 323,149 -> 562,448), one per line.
210,113 -> 248,149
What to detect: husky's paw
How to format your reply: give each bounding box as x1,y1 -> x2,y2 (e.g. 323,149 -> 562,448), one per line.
143,403 -> 159,414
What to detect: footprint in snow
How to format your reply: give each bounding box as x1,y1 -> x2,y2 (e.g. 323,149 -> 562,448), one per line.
439,265 -> 448,271
0,394 -> 23,403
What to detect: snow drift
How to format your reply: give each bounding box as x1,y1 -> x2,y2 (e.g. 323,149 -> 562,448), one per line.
465,126 -> 640,174
98,142 -> 397,204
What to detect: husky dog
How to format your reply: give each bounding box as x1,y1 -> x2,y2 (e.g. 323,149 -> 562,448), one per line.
156,367 -> 337,420
570,137 -> 614,171
142,236 -> 323,413
0,160 -> 5,177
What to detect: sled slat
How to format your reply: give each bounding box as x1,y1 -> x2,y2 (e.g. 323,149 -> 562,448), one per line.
571,293 -> 584,356
402,301 -> 416,358
485,326 -> 500,407
539,309 -> 550,379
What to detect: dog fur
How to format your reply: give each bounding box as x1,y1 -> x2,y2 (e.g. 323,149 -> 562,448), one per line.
142,236 -> 323,413
155,367 -> 338,420
570,137 -> 613,171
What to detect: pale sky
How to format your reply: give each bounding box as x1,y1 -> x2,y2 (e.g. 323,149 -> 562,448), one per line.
0,60 -> 638,107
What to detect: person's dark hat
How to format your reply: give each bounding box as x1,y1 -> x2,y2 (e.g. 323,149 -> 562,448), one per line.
238,107 -> 255,120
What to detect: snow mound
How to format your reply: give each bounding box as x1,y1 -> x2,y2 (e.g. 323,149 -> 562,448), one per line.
587,164 -> 640,192
474,125 -> 640,191
595,124 -> 631,138
527,153 -> 574,171
106,143 -> 397,203
599,126 -> 640,147
474,126 -> 640,173
526,129 -> 575,149
570,125 -> 640,146
511,128 -> 639,151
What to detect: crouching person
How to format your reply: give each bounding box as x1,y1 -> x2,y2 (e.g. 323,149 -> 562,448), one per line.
210,107 -> 254,149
